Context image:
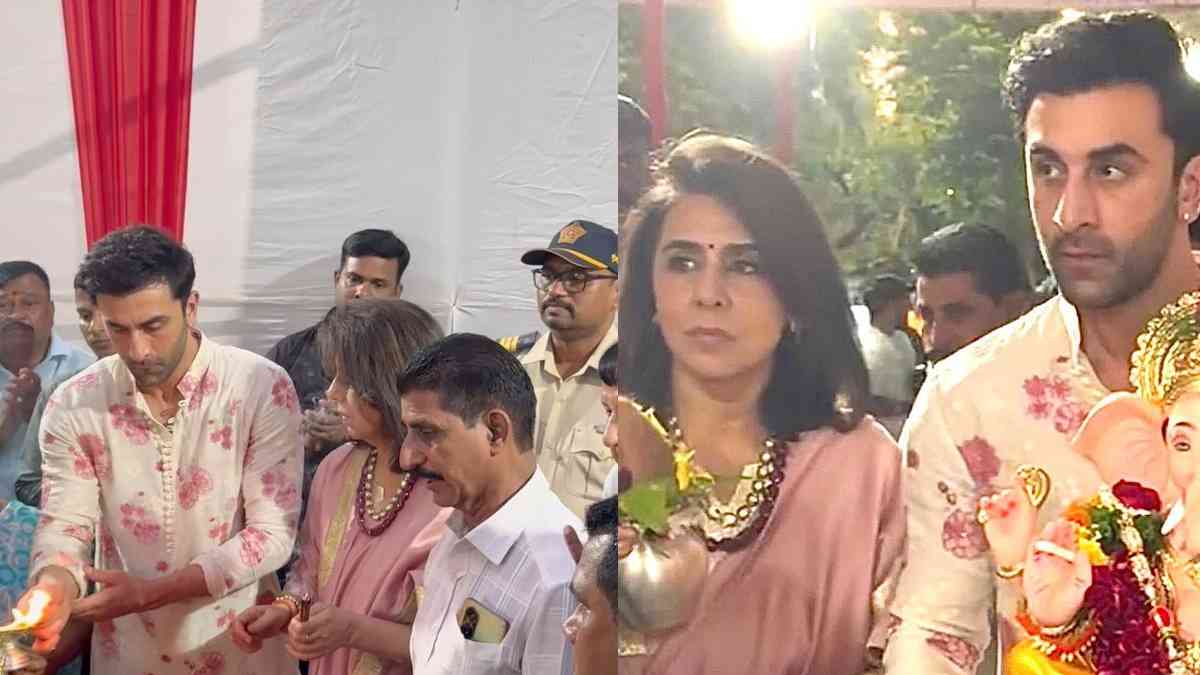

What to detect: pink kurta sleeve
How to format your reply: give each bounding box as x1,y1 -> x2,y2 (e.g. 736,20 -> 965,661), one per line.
882,374 -> 995,674
29,388 -> 101,596
191,368 -> 303,599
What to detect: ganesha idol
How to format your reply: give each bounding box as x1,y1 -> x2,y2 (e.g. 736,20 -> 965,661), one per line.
979,291 -> 1200,674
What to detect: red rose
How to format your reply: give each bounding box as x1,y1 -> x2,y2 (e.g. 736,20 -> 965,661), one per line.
1112,480 -> 1162,512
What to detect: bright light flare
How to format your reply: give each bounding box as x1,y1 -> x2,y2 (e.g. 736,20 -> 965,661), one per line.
3,590 -> 50,630
1186,42 -> 1200,82
729,0 -> 811,50
1060,8 -> 1084,21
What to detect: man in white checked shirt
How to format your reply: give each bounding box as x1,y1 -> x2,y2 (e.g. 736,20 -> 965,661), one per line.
398,333 -> 581,675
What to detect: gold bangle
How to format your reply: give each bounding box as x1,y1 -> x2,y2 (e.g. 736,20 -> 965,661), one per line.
273,593 -> 300,617
995,563 -> 1024,579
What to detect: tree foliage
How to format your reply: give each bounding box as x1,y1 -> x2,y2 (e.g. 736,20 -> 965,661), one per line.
619,8 -> 1077,285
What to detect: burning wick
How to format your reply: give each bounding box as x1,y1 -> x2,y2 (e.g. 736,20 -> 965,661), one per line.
0,589 -> 51,632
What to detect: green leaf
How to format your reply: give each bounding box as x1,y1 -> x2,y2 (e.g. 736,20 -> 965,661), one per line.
619,478 -> 675,536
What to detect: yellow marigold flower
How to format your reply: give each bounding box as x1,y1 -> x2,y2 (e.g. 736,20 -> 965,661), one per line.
1076,529 -> 1109,566
1064,503 -> 1092,528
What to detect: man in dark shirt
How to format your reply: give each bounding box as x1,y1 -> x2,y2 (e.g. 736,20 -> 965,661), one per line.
266,228 -> 410,501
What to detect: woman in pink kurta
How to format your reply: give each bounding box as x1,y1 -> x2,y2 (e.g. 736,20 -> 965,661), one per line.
619,134 -> 905,674
233,299 -> 449,675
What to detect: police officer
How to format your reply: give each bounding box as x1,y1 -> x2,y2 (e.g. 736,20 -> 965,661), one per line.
499,220 -> 618,518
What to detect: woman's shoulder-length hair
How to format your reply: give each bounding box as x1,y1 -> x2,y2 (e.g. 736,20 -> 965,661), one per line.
619,134 -> 869,439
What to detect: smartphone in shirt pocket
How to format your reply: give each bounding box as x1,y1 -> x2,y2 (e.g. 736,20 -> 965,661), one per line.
458,597 -> 509,644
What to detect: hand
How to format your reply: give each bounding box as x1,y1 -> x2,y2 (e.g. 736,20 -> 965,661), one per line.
978,475 -> 1039,568
1023,519 -> 1092,628
4,369 -> 41,422
302,403 -> 346,450
231,604 -> 293,654
564,526 -> 583,564
618,525 -> 637,559
71,567 -> 152,622
16,573 -> 75,654
286,601 -> 356,661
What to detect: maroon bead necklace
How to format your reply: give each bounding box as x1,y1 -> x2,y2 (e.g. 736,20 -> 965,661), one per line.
354,445 -> 417,536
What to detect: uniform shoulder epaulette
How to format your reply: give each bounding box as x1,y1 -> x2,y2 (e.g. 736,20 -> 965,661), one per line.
498,331 -> 541,356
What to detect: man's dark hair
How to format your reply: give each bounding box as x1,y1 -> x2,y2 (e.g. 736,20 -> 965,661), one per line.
0,261 -> 50,293
619,95 -> 652,143
399,333 -> 536,452
340,229 -> 411,281
912,223 -> 1030,300
584,496 -> 617,613
862,274 -> 910,317
1003,11 -> 1200,176
598,343 -> 617,388
78,225 -> 195,301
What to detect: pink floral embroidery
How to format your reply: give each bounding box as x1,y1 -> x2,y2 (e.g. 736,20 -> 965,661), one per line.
186,652 -> 226,675
99,528 -> 118,567
209,522 -> 230,541
216,609 -> 237,629
261,466 -> 300,510
1026,399 -> 1052,420
239,527 -> 269,567
70,372 -> 99,391
185,371 -> 218,411
96,620 -> 119,658
957,437 -> 1000,487
62,524 -> 93,544
271,375 -> 298,413
177,466 -> 214,510
156,561 -> 169,573
1022,376 -> 1048,399
926,631 -> 980,671
109,404 -> 151,444
226,399 -> 242,416
941,507 -> 988,559
119,502 -> 162,545
209,425 -> 233,450
79,433 -> 111,479
1054,401 -> 1087,436
1024,374 -> 1086,436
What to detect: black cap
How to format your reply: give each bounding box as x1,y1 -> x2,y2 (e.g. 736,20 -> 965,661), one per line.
521,220 -> 618,275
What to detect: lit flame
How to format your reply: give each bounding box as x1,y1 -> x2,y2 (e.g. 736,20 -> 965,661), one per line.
1,590 -> 50,631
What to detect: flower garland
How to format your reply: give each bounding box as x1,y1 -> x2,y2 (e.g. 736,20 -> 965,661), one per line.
1050,480 -> 1177,673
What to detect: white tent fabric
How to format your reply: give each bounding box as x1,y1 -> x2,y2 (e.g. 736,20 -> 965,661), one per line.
2,0 -> 617,355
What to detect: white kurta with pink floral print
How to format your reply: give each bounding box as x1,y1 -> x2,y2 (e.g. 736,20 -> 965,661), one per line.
882,297 -> 1115,674
30,334 -> 303,675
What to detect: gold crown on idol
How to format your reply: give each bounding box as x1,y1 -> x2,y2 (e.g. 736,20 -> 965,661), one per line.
1131,291 -> 1200,407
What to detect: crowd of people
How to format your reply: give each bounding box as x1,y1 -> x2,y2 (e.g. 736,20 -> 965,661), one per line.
611,9 -> 1200,675
0,218 -> 620,674
6,7 -> 1200,675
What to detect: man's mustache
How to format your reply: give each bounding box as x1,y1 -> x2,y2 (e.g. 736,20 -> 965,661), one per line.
541,300 -> 573,314
411,468 -> 442,481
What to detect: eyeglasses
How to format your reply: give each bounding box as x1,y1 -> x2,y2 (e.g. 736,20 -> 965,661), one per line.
532,269 -> 616,294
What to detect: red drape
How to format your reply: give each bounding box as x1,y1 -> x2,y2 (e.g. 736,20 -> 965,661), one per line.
61,0 -> 197,247
641,0 -> 667,145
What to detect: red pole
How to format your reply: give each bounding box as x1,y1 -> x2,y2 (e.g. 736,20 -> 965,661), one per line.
641,0 -> 667,145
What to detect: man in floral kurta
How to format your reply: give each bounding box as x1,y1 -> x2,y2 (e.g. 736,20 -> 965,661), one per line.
16,226 -> 303,675
882,12 -> 1200,674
